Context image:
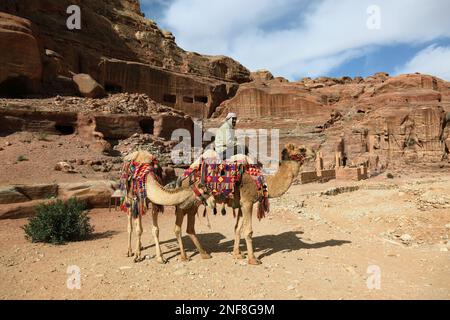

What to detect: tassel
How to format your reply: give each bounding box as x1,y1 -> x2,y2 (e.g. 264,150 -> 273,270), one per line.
202,207 -> 207,218
221,204 -> 227,216
257,201 -> 264,221
132,199 -> 139,218
213,207 -> 217,215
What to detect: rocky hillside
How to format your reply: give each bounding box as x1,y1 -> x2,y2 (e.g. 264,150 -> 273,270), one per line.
211,72 -> 450,169
0,0 -> 250,99
1,0 -> 449,172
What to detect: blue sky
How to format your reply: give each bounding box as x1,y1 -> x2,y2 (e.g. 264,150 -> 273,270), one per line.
141,0 -> 450,81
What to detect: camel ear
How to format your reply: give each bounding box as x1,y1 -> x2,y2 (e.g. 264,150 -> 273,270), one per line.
285,143 -> 296,151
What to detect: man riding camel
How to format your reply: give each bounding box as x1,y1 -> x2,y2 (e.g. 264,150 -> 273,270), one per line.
215,112 -> 247,160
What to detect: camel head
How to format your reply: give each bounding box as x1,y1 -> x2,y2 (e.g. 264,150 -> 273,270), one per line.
123,150 -> 157,164
281,143 -> 315,164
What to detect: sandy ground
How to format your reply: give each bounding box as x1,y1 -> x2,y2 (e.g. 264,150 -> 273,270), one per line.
1,174 -> 449,300
0,132 -> 119,185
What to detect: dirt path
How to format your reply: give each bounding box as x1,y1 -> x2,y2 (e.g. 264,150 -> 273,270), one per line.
0,175 -> 449,300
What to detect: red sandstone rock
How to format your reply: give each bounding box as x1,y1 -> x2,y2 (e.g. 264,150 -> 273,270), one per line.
73,74 -> 106,99
98,58 -> 233,118
251,70 -> 274,82
0,0 -> 251,89
0,12 -> 42,96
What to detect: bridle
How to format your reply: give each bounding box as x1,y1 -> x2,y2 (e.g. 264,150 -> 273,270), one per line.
289,154 -> 306,163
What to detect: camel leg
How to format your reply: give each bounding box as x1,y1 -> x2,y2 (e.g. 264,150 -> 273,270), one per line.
232,208 -> 244,259
242,202 -> 261,265
134,215 -> 143,262
126,213 -> 134,257
186,207 -> 211,259
174,207 -> 189,261
151,208 -> 166,264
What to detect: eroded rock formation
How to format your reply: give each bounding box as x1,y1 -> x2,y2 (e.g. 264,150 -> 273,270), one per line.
0,12 -> 42,96
0,0 -> 251,101
213,73 -> 450,169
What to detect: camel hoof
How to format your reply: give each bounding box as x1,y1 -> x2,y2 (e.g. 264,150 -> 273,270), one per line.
134,255 -> 143,263
248,258 -> 262,265
127,251 -> 134,258
201,253 -> 212,260
233,252 -> 244,260
180,255 -> 191,262
156,257 -> 167,264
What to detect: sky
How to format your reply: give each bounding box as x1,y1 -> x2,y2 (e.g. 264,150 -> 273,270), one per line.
140,0 -> 450,81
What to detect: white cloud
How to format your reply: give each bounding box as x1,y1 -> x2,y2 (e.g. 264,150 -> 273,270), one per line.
149,0 -> 450,80
396,45 -> 450,81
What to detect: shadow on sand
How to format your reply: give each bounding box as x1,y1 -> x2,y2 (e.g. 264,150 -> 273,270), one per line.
88,230 -> 121,241
143,231 -> 351,262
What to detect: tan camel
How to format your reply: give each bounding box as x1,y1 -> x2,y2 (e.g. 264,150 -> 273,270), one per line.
175,144 -> 314,265
122,150 -> 195,263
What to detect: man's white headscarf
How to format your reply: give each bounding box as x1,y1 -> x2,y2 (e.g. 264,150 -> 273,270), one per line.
226,112 -> 237,120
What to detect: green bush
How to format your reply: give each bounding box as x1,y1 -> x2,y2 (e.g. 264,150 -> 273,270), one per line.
17,155 -> 28,162
38,132 -> 50,141
23,198 -> 93,245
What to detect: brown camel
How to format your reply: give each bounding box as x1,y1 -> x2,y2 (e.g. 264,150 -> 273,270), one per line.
121,150 -> 211,263
174,144 -> 314,265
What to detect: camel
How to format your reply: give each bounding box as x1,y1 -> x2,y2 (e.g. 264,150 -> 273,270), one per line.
174,143 -> 315,265
121,150 -> 211,263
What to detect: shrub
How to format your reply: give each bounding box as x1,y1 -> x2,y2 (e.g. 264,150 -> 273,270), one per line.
17,155 -> 28,162
23,198 -> 93,245
387,173 -> 394,179
38,132 -> 50,141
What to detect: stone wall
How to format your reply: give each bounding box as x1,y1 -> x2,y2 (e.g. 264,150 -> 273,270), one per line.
336,167 -> 368,181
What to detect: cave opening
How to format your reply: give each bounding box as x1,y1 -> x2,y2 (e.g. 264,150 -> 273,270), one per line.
163,94 -> 177,104
105,82 -> 123,93
0,76 -> 32,98
194,95 -> 208,104
55,124 -> 75,135
139,119 -> 154,134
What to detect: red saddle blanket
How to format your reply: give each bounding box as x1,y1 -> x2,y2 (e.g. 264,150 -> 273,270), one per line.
119,160 -> 157,217
184,161 -> 265,199
184,162 -> 242,198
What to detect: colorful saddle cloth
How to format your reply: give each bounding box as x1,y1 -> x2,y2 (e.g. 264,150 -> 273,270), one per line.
184,158 -> 270,219
119,159 -> 158,217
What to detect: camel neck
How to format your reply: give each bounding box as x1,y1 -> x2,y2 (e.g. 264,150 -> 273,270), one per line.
145,175 -> 192,206
265,160 -> 300,198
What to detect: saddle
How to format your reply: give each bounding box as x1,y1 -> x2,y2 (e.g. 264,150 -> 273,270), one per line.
184,151 -> 269,219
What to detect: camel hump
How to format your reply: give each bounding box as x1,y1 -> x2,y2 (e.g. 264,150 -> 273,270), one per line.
190,150 -> 220,168
228,154 -> 256,164
123,150 -> 156,164
190,150 -> 256,168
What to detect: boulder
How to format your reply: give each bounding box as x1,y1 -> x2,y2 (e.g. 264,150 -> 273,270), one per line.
0,183 -> 58,204
58,180 -> 116,208
73,74 -> 106,99
54,162 -> 77,173
0,199 -> 54,220
0,187 -> 29,204
15,184 -> 58,200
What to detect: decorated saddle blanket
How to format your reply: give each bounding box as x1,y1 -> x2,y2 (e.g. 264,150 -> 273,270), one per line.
119,158 -> 158,217
184,157 -> 270,219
